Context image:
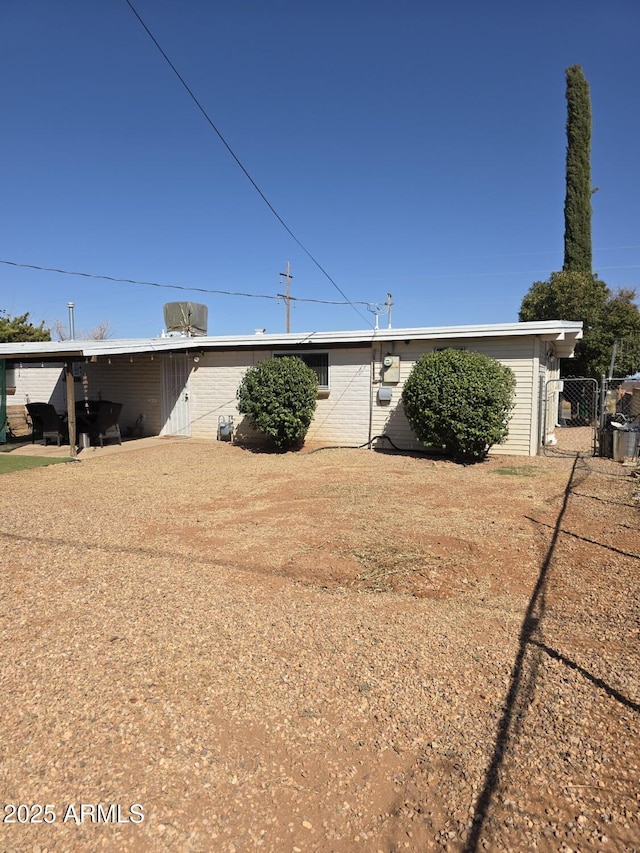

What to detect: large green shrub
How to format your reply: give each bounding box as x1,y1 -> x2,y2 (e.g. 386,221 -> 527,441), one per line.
237,356 -> 318,450
401,349 -> 516,462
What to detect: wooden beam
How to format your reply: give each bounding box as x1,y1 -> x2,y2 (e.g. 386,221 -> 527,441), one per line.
65,360 -> 77,458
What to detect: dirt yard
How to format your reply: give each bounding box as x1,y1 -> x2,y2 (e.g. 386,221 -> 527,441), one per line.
1,439 -> 638,852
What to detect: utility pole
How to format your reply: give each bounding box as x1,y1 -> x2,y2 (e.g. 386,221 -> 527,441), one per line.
278,261 -> 293,333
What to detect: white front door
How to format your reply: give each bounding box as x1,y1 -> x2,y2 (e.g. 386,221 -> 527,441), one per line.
162,353 -> 191,436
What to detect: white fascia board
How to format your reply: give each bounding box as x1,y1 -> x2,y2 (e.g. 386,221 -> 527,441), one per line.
0,341 -> 86,360
538,325 -> 583,359
93,320 -> 583,352
0,320 -> 584,360
161,320 -> 584,348
375,321 -> 583,343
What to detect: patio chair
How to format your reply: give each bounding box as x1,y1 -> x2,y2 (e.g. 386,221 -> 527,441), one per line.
88,401 -> 123,447
25,403 -> 68,446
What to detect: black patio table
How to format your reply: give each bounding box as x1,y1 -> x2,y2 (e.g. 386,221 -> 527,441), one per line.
74,401 -> 105,436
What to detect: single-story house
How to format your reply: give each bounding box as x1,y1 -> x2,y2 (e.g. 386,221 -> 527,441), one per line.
0,320 -> 582,456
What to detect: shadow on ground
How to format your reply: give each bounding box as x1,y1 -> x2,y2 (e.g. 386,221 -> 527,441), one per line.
464,454 -> 639,851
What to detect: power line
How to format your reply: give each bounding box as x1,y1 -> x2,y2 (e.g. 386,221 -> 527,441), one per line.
445,244 -> 640,261
0,258 -> 372,307
348,265 -> 640,285
123,0 -> 371,327
5,256 -> 638,310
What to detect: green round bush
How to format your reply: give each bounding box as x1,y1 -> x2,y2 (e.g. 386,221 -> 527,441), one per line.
401,349 -> 516,462
237,356 -> 318,450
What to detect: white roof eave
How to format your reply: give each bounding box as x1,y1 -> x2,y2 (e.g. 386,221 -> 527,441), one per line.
0,320 -> 584,360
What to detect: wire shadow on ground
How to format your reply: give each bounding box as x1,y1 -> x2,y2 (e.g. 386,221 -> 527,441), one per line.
464,455 -> 583,852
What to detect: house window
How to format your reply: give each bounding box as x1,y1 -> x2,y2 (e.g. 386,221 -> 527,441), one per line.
435,346 -> 466,352
275,352 -> 329,388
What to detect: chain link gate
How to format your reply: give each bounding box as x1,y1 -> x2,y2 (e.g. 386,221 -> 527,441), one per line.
541,378 -> 599,456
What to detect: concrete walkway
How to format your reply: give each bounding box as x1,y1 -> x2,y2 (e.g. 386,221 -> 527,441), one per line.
2,435 -> 185,460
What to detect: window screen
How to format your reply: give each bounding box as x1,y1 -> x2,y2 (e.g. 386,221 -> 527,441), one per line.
275,352 -> 329,388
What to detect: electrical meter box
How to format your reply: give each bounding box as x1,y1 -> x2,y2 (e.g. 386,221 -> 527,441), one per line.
382,354 -> 401,383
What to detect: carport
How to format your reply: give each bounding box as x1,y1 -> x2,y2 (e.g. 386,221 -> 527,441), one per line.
0,337 -> 202,457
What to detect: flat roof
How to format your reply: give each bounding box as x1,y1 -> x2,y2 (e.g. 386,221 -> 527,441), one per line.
0,320 -> 583,361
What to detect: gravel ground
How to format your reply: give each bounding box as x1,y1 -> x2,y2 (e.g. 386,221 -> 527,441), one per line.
0,438 -> 638,852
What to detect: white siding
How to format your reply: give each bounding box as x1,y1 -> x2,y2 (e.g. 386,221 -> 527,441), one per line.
189,349 -> 259,440
9,362 -> 66,410
305,349 -> 371,445
8,357 -> 164,438
538,343 -> 561,449
186,337 -> 554,455
7,334 -> 563,457
370,337 -> 540,457
79,355 -> 164,436
189,347 -> 372,446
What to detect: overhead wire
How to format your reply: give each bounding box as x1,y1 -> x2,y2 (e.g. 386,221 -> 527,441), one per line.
123,0 -> 371,327
0,258 -> 373,307
3,255 -> 638,305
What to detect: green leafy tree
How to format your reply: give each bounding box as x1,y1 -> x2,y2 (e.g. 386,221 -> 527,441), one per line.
401,349 -> 516,462
0,310 -> 51,343
237,356 -> 318,450
519,272 -> 640,377
563,65 -> 593,273
593,289 -> 640,377
519,270 -> 607,329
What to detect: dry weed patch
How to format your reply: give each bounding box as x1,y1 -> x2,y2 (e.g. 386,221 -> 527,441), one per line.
0,441 -> 637,851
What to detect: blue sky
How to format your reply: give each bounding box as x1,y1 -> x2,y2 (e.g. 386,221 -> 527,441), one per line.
2,0 -> 639,339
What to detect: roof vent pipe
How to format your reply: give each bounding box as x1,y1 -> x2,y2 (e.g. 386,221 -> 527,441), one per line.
67,302 -> 75,340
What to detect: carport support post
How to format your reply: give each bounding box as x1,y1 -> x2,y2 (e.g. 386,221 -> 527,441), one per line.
65,360 -> 77,458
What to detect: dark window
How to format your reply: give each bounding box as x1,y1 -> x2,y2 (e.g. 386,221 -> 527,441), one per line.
275,352 -> 329,388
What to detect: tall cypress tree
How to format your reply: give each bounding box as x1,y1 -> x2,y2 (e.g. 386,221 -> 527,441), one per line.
520,67 -> 640,377
563,65 -> 593,273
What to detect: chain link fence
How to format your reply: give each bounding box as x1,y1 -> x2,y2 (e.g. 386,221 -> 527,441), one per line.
542,378 -> 599,457
599,376 -> 640,462
541,375 -> 640,460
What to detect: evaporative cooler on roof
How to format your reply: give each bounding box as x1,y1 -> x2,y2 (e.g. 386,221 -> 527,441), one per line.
163,302 -> 208,337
